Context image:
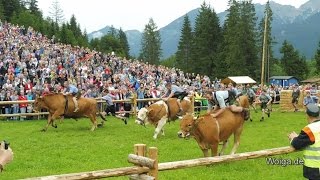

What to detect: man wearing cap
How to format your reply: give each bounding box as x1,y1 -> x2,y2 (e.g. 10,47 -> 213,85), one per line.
288,104 -> 320,180
163,82 -> 188,116
63,81 -> 80,112
303,91 -> 318,107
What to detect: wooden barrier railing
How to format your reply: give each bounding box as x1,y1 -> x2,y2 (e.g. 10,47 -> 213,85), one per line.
0,95 -> 201,119
24,144 -> 296,180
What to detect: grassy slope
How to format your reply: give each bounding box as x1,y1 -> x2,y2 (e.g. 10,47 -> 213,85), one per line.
0,106 -> 307,180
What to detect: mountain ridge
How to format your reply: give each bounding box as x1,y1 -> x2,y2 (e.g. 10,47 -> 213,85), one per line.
88,0 -> 320,59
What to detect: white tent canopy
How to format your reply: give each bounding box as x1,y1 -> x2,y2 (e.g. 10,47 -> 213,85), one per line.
221,76 -> 256,85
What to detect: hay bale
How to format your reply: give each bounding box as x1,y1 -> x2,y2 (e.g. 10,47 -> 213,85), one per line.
280,90 -> 320,112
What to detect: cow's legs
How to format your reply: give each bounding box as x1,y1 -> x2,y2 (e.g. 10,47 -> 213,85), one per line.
153,118 -> 167,139
202,149 -> 209,157
219,140 -> 229,156
210,143 -> 219,157
230,125 -> 244,155
42,114 -> 53,132
89,114 -> 97,131
161,128 -> 165,136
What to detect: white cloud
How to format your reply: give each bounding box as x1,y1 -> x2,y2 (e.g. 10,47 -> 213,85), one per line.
37,0 -> 309,33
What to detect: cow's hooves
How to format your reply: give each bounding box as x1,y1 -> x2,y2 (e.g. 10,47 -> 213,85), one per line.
41,129 -> 46,132
97,124 -> 103,128
123,118 -> 128,125
54,125 -> 58,128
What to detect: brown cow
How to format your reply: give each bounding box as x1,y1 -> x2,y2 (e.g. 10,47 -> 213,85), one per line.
33,93 -> 106,131
135,97 -> 193,139
177,96 -> 249,157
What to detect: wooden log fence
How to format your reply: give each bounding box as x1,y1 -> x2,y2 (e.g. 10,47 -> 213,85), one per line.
25,144 -> 296,180
0,95 -> 200,119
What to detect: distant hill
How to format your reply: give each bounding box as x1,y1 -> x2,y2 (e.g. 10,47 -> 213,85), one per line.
88,0 -> 320,59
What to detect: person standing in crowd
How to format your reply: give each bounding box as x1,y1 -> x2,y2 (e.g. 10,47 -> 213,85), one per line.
18,91 -> 27,121
4,91 -> 12,120
26,90 -> 34,120
288,104 -> 320,180
292,85 -> 301,112
303,91 -> 318,107
258,89 -> 272,122
136,84 -> 145,110
63,81 -> 79,112
10,91 -> 19,120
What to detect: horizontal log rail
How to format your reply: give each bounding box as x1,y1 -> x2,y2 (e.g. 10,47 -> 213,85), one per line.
24,166 -> 150,180
158,146 -> 296,171
25,146 -> 296,180
128,154 -> 155,169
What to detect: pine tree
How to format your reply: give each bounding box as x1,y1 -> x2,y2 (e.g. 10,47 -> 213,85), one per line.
49,0 -> 64,25
69,15 -> 80,37
118,28 -> 130,58
220,0 -> 242,77
190,2 -> 221,76
140,18 -> 162,65
176,15 -> 193,72
238,0 -> 259,79
29,0 -> 42,17
315,41 -> 320,75
280,40 -> 308,80
108,25 -> 117,37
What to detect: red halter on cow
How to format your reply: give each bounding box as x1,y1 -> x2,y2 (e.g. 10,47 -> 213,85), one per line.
34,93 -> 106,131
135,96 -> 193,139
178,95 -> 249,157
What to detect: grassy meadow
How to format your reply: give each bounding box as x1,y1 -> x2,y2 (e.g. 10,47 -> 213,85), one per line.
0,106 -> 309,180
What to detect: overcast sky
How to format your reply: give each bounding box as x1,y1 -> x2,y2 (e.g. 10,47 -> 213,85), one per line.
37,0 -> 309,33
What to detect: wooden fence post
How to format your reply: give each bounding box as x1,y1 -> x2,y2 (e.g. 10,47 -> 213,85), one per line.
191,93 -> 195,115
134,144 -> 147,157
148,147 -> 158,180
132,93 -> 138,118
129,144 -> 151,180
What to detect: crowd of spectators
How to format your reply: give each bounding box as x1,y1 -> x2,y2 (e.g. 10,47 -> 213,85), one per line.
0,21 -> 319,121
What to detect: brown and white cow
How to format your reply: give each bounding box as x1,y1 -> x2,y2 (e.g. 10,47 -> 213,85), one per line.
177,96 -> 249,157
135,97 -> 192,139
34,93 -> 106,131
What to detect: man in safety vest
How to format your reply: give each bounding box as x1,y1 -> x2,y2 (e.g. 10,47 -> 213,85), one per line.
288,104 -> 320,180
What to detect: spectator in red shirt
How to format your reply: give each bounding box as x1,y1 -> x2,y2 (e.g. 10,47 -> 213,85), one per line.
18,91 -> 27,121
24,79 -> 33,93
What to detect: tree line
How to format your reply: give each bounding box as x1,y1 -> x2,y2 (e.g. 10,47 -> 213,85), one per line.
142,0 -> 320,82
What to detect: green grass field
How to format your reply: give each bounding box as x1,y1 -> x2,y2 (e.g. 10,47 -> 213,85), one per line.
0,106 -> 309,180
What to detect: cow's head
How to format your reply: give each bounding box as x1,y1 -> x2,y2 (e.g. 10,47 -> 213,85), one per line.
135,108 -> 149,127
177,113 -> 198,138
33,96 -> 44,112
